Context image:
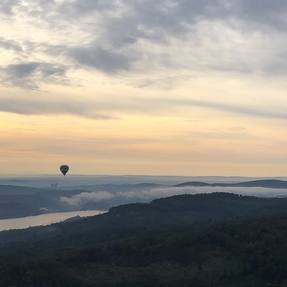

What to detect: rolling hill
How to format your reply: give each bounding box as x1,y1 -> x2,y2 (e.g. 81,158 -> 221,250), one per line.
176,179 -> 287,188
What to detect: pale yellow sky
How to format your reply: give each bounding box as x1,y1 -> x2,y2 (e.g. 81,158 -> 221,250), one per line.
0,1 -> 287,176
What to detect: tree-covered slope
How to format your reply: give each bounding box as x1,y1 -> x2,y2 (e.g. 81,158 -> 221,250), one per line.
2,193 -> 287,286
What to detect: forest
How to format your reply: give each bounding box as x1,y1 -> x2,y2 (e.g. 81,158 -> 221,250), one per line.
1,193 -> 287,286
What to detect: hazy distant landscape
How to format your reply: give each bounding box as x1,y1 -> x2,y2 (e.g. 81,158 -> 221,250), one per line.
2,176 -> 287,223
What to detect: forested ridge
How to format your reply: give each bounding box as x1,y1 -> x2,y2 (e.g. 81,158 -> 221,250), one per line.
1,193 -> 287,286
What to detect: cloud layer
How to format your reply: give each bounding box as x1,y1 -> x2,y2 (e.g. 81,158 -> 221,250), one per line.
61,191 -> 114,206
2,1 -> 287,83
60,185 -> 287,208
1,0 -> 287,122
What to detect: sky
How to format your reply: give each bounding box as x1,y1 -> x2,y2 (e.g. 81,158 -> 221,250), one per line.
0,0 -> 287,176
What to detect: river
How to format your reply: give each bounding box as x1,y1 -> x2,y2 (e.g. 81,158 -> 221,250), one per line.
0,210 -> 103,232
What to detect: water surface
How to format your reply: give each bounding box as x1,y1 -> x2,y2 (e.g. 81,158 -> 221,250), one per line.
0,210 -> 103,232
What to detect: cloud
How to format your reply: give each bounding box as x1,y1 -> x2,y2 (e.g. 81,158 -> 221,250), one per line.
231,0 -> 287,29
2,0 -> 287,120
70,47 -> 137,73
0,37 -> 23,52
0,95 -> 285,121
4,0 -> 287,79
1,62 -> 69,88
0,0 -> 19,14
59,185 -> 287,208
58,0 -> 116,16
172,98 -> 287,120
60,191 -> 114,206
0,97 -> 115,119
59,0 -> 287,76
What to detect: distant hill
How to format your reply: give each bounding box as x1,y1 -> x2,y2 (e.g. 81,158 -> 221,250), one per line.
176,179 -> 287,188
1,179 -> 287,219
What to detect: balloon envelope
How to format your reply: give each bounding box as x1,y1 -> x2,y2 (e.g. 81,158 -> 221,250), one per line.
60,165 -> 69,176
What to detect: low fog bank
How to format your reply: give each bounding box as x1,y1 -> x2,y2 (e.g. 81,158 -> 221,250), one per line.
2,178 -> 287,219
60,186 -> 287,209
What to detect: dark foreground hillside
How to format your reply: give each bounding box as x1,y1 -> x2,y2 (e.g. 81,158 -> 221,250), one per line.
2,193 -> 287,286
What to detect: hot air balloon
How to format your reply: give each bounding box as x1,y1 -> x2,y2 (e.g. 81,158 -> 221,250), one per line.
60,165 -> 69,176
